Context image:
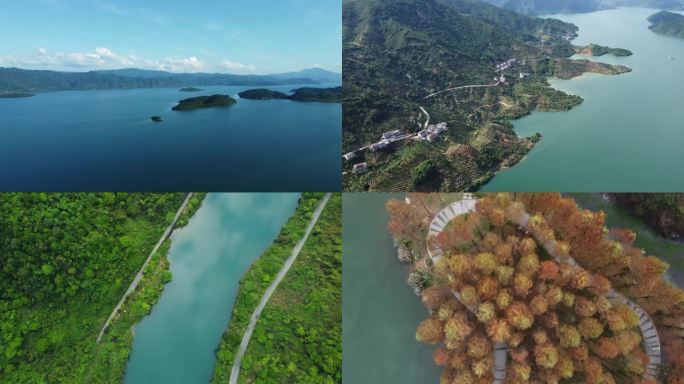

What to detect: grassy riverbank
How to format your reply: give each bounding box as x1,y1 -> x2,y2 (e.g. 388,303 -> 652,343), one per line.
211,192 -> 342,383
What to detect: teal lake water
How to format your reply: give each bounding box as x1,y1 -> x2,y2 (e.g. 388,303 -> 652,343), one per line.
483,8 -> 684,191
124,193 -> 299,384
0,85 -> 340,191
343,193 -> 441,384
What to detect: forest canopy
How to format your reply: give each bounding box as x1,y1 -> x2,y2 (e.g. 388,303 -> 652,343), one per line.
387,193 -> 684,384
0,193 -> 187,383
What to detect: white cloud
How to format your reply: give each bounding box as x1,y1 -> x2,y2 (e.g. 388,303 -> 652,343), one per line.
150,56 -> 205,72
221,60 -> 256,73
0,48 -> 210,73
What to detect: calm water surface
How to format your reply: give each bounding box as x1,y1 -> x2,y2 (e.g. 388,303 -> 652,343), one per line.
0,84 -> 340,191
124,193 -> 299,384
483,8 -> 684,191
343,193 -> 441,384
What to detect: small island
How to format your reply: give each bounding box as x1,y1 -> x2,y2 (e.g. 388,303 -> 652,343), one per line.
0,92 -> 36,98
179,87 -> 203,92
553,58 -> 632,80
574,43 -> 632,57
648,11 -> 684,38
172,94 -> 237,111
150,116 -> 163,122
238,89 -> 290,100
238,86 -> 342,103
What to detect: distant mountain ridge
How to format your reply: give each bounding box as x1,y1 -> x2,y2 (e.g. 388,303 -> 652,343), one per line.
480,0 -> 684,15
0,67 -> 342,93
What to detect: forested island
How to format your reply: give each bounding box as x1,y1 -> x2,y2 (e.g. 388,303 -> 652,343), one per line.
574,43 -> 633,57
0,193 -> 204,383
648,10 -> 684,38
172,94 -> 237,111
211,193 -> 342,383
387,192 -> 684,383
179,87 -> 203,92
238,86 -> 343,102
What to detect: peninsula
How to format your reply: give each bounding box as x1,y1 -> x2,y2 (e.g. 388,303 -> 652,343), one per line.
574,43 -> 633,57
172,94 -> 236,111
553,58 -> 632,80
179,87 -> 203,92
648,10 -> 684,38
238,86 -> 342,102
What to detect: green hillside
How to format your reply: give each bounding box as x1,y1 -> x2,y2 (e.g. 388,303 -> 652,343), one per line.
343,0 -> 628,192
648,10 -> 684,38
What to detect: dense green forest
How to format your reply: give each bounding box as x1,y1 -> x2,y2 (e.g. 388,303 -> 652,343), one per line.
610,193 -> 684,240
648,10 -> 684,38
0,193 -> 193,383
211,193 -> 342,384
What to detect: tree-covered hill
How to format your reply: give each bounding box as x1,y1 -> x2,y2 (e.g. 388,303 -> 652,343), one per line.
648,10 -> 684,38
343,0 -> 610,191
0,193 -> 187,383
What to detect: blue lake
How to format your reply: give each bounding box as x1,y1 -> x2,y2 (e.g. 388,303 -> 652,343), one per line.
482,8 -> 684,192
0,85 -> 340,191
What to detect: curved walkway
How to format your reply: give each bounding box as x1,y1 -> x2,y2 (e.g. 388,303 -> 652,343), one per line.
96,192 -> 194,343
229,193 -> 332,384
425,195 -> 661,381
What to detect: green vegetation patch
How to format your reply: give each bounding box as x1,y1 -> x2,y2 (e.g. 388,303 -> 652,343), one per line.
210,192 -> 340,383
172,94 -> 237,111
237,194 -> 342,384
0,193 -> 188,383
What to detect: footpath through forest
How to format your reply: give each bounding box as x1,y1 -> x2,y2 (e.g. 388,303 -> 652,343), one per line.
229,193 -> 332,384
96,192 -> 194,343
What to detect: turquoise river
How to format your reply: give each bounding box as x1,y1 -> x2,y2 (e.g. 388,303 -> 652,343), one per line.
124,193 -> 300,384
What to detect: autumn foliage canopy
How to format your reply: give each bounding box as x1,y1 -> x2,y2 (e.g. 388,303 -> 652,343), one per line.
387,193 -> 684,384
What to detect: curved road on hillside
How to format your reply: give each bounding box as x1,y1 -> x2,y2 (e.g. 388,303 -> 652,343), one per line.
424,195 -> 661,382
423,80 -> 502,99
229,193 -> 332,384
96,193 -> 194,344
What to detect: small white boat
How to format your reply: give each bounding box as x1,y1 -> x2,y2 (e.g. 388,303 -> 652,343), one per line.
668,56 -> 675,60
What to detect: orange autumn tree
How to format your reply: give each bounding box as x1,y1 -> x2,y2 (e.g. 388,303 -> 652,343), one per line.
387,193 -> 684,383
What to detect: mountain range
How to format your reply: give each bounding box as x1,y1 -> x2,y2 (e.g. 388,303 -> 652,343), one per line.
480,0 -> 684,16
0,67 -> 341,93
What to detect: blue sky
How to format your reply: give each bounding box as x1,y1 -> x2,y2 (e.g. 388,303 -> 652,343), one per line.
0,0 -> 341,74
